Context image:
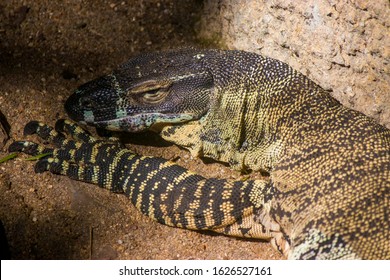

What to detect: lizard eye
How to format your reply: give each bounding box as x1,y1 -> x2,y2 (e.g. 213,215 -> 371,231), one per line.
129,80 -> 171,104
142,89 -> 169,103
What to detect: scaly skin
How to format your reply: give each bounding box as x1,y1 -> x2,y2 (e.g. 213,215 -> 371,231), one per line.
10,49 -> 390,259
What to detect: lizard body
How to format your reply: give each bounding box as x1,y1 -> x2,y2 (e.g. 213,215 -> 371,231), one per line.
10,49 -> 390,259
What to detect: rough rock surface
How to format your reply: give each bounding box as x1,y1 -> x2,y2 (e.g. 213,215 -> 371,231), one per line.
198,0 -> 390,128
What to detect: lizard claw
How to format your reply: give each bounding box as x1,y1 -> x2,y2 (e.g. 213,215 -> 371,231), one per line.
8,141 -> 28,152
8,141 -> 52,156
34,158 -> 51,173
23,121 -> 43,136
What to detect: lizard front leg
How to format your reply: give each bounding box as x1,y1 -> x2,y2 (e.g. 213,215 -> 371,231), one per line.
9,120 -> 275,241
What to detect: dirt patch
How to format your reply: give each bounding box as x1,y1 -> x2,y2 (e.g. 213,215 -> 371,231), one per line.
0,0 -> 282,259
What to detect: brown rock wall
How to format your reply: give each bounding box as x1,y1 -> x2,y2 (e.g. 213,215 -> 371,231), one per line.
199,0 -> 390,128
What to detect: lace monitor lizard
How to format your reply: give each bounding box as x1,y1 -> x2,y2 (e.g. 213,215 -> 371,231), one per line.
9,49 -> 390,259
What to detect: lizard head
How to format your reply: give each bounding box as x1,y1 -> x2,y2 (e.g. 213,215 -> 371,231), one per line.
65,49 -> 213,132
65,49 -> 287,171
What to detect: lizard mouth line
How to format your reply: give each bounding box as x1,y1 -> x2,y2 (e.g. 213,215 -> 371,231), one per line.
83,112 -> 196,132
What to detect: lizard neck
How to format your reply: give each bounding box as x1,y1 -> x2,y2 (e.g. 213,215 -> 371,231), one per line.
161,50 -> 339,172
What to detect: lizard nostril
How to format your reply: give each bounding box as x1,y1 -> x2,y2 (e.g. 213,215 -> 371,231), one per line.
80,98 -> 94,109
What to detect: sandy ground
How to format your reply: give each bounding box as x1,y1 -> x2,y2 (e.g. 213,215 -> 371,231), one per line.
0,1 -> 282,260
